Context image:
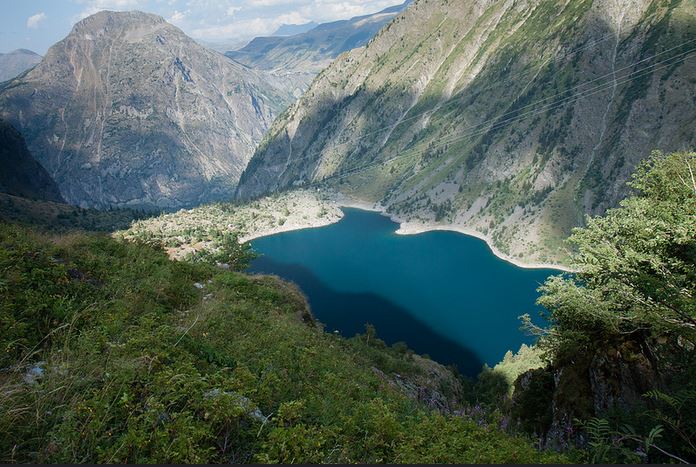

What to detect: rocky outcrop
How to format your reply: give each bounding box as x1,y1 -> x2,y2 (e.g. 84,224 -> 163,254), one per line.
236,0 -> 696,265
372,355 -> 466,415
0,11 -> 292,210
0,49 -> 41,82
0,119 -> 63,202
511,341 -> 661,448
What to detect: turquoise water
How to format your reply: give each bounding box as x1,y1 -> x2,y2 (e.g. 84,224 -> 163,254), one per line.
249,208 -> 559,375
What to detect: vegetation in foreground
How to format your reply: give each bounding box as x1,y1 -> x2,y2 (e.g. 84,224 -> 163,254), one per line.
0,150 -> 693,464
0,222 -> 565,463
477,151 -> 696,464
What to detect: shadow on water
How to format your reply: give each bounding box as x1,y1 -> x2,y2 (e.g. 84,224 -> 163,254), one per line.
250,255 -> 485,376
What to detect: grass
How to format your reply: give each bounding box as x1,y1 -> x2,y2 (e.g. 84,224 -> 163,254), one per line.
0,193 -> 148,233
0,221 -> 568,463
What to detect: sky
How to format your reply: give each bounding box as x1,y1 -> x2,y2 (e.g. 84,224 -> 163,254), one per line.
0,0 -> 403,54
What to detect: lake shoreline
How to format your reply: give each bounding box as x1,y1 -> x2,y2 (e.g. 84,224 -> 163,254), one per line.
237,190 -> 572,273
326,192 -> 573,273
249,204 -> 558,373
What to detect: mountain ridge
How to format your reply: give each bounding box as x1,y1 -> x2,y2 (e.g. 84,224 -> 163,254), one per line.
0,49 -> 42,82
273,22 -> 319,36
225,1 -> 411,93
0,119 -> 64,203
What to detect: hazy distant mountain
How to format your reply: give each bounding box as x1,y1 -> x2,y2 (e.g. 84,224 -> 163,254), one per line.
0,119 -> 63,203
225,1 -> 411,91
237,0 -> 696,265
0,49 -> 42,82
273,22 -> 319,36
0,11 -> 293,210
198,38 -> 252,54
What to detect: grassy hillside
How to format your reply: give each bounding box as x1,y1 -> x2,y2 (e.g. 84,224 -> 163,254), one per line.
0,193 -> 148,233
0,222 -> 567,463
2,151 -> 691,463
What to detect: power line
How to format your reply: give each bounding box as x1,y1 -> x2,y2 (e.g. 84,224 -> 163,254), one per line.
258,35 -> 696,191
341,33 -> 620,143
276,35 -> 696,175
323,50 -> 696,184
420,41 -> 696,141
310,47 -> 696,185
260,34 -> 618,179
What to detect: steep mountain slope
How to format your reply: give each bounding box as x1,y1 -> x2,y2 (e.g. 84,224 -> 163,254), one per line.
0,119 -> 63,202
0,11 -> 291,210
237,0 -> 696,265
0,49 -> 42,82
225,2 -> 410,93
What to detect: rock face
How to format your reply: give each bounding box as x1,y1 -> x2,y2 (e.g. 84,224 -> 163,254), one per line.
0,50 -> 42,82
372,355 -> 466,415
225,2 -> 411,95
0,11 -> 291,210
0,119 -> 63,202
236,0 -> 696,265
511,342 -> 660,448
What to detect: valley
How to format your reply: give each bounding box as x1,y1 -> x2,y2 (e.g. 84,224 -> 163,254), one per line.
225,1 -> 411,93
0,0 -> 695,464
237,0 -> 696,265
121,196 -> 561,374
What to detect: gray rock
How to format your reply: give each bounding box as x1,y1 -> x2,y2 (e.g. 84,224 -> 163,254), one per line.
0,11 -> 293,210
204,389 -> 268,422
23,362 -> 46,385
511,343 -> 660,449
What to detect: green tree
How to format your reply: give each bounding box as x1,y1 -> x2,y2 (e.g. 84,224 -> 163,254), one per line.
523,151 -> 696,462
188,231 -> 256,271
528,151 -> 695,359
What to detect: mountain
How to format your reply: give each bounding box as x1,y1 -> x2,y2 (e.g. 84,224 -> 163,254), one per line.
273,22 -> 319,36
225,1 -> 411,91
236,0 -> 696,265
0,119 -> 63,203
0,49 -> 41,82
0,11 -> 292,210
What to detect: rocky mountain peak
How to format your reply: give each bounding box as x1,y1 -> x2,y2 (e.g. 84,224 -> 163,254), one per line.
72,9 -> 166,31
51,10 -> 188,61
0,11 -> 293,210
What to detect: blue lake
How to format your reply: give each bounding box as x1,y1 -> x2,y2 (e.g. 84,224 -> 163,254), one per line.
249,208 -> 559,376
